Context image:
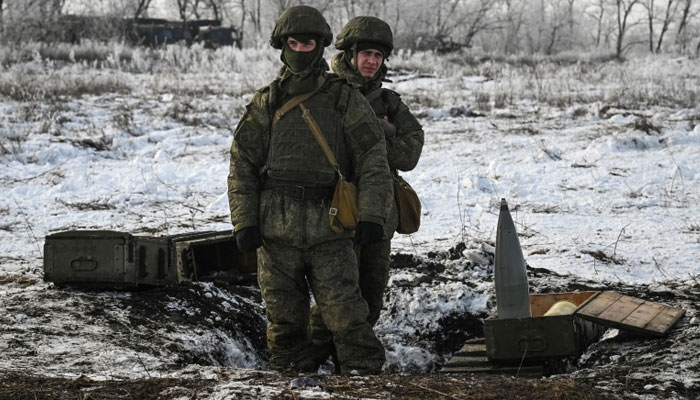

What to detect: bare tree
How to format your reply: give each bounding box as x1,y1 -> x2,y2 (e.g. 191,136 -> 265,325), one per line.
461,0 -> 499,48
192,0 -> 202,19
502,0 -> 527,53
272,0 -> 295,17
249,0 -> 261,35
585,0 -> 608,48
613,0 -> 642,58
674,0 -> 692,50
133,0 -> 153,19
655,0 -> 679,52
643,0 -> 656,52
209,0 -> 220,20
544,1 -> 570,54
435,0 -> 462,38
565,0 -> 576,35
235,0 -> 246,35
393,0 -> 401,36
177,0 -> 191,21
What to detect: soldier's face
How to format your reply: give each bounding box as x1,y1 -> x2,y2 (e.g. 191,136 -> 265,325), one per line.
353,49 -> 384,78
287,37 -> 317,52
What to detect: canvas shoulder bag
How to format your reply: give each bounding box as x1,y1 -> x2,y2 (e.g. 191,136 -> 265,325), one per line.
394,173 -> 421,234
298,103 -> 358,233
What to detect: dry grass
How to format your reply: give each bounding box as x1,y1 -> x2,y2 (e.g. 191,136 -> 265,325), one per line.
581,249 -> 625,265
0,275 -> 40,287
2,42 -> 697,107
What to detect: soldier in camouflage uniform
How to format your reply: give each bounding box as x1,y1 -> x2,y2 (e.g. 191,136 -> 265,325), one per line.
309,16 -> 424,370
227,6 -> 391,375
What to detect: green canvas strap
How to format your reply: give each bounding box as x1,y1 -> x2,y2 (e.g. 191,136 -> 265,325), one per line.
299,102 -> 348,233
298,103 -> 339,174
272,75 -> 326,125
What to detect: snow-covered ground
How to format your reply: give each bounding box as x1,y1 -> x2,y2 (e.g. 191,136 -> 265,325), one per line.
1,45 -> 699,399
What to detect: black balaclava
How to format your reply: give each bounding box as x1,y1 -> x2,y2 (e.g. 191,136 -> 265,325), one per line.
279,34 -> 327,95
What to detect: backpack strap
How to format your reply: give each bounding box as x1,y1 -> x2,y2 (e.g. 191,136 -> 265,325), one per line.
272,76 -> 326,125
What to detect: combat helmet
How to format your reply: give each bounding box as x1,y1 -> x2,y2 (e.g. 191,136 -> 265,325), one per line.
270,6 -> 332,49
335,16 -> 394,57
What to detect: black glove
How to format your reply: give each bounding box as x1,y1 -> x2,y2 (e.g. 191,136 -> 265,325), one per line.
353,221 -> 384,246
236,226 -> 262,252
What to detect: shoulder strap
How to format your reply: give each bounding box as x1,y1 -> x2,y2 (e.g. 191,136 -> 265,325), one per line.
272,76 -> 326,125
298,103 -> 342,177
364,87 -> 383,103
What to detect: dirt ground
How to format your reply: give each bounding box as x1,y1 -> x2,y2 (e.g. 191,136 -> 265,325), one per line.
0,370 -> 621,400
1,244 -> 698,399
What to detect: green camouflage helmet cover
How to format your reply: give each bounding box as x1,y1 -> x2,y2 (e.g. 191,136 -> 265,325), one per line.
335,16 -> 394,56
270,6 -> 333,49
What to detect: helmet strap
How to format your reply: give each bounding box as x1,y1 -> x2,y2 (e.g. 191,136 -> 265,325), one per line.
351,43 -> 358,73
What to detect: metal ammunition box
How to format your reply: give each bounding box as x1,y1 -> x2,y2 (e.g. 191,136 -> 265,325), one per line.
43,230 -> 256,288
169,230 -> 256,283
483,291 -> 685,362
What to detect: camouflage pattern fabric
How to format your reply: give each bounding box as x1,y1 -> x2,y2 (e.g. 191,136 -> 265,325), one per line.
228,74 -> 390,234
227,69 -> 391,374
259,238 -> 385,374
309,50 -> 424,367
330,52 -> 424,236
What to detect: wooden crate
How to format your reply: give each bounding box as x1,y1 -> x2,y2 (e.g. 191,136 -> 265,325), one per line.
441,338 -> 545,377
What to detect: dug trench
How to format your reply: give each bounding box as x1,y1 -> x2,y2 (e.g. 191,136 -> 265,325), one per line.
0,243 -> 698,399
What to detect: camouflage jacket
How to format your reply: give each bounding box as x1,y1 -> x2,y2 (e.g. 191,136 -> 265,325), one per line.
227,70 -> 391,236
332,53 -> 424,236
331,53 -> 424,173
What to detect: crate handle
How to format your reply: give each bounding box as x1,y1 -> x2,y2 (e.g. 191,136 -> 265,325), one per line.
517,335 -> 547,352
70,256 -> 97,271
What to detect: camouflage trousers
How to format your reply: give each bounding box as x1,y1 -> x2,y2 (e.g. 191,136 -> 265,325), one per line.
309,239 -> 391,368
257,237 -> 386,375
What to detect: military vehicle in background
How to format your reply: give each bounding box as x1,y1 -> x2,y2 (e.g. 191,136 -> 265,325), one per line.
125,18 -> 241,48
195,26 -> 242,49
4,14 -> 242,48
125,18 -> 194,47
408,33 -> 467,54
186,19 -> 221,38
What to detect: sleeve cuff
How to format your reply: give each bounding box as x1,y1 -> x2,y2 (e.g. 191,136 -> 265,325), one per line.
233,220 -> 257,232
359,214 -> 385,226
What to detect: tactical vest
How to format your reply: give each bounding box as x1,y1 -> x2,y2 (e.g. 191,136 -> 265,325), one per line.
266,81 -> 352,187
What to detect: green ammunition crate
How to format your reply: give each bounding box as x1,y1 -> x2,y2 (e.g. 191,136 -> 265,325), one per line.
43,230 -> 174,288
483,291 -> 684,362
43,230 -> 256,288
169,230 -> 257,283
